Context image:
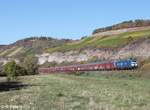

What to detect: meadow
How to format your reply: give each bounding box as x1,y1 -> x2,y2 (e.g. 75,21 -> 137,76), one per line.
0,71 -> 150,110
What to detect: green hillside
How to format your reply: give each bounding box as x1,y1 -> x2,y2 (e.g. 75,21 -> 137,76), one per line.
48,29 -> 150,53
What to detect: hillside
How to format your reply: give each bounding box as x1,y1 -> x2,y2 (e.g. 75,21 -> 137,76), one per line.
0,20 -> 150,66
0,37 -> 72,58
47,27 -> 150,53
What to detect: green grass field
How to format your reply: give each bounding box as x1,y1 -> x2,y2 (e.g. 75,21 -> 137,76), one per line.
0,71 -> 150,110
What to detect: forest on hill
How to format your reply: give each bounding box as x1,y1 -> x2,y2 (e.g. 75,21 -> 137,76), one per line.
93,19 -> 150,34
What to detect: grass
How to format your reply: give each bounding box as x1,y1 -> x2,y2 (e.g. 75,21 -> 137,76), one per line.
0,71 -> 150,110
48,29 -> 150,53
7,47 -> 23,57
48,37 -> 94,53
0,47 -> 24,57
95,29 -> 150,47
0,47 -> 17,57
141,63 -> 150,70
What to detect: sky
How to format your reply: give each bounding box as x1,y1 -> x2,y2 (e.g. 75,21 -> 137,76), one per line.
0,0 -> 150,44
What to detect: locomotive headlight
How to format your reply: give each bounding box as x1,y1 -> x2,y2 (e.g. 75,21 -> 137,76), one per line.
134,63 -> 138,67
131,62 -> 138,67
131,63 -> 135,67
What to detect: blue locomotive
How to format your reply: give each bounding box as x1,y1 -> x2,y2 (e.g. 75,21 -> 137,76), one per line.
114,58 -> 138,70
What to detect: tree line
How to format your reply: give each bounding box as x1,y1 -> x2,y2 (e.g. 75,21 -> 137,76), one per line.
93,19 -> 150,34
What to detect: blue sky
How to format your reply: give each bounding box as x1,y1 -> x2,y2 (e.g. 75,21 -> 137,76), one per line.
0,0 -> 150,44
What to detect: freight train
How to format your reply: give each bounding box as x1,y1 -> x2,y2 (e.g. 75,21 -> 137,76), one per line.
39,58 -> 138,74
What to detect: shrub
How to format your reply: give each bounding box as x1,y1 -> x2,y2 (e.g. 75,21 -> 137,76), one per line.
4,61 -> 19,81
23,56 -> 39,75
0,63 -> 4,76
16,65 -> 27,76
127,36 -> 134,42
74,71 -> 85,76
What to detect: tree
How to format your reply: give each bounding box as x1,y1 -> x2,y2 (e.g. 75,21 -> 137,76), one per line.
4,61 -> 18,81
127,36 -> 134,42
81,36 -> 88,40
15,65 -> 27,76
44,61 -> 58,67
23,56 -> 39,75
0,63 -> 3,75
88,56 -> 99,62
